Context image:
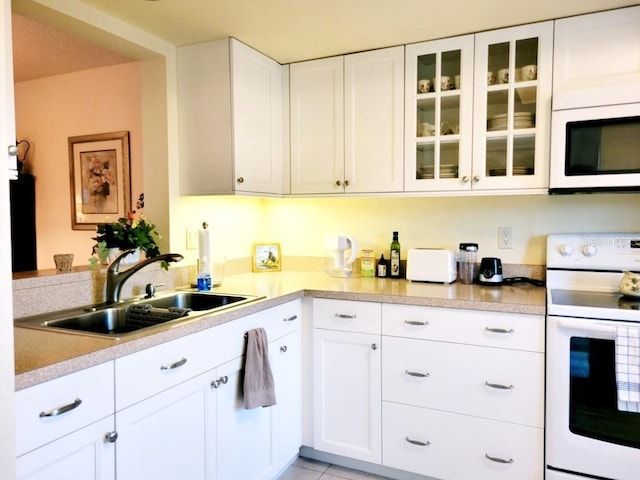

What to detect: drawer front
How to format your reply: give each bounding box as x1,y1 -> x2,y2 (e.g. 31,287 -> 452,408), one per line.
382,402 -> 543,480
382,336 -> 544,427
382,303 -> 544,352
313,299 -> 381,334
16,362 -> 114,456
116,300 -> 302,410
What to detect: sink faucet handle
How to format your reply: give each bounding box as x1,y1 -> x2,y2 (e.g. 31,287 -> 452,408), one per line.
144,283 -> 166,299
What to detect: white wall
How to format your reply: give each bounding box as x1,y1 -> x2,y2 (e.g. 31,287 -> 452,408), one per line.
14,62 -> 144,270
175,193 -> 640,266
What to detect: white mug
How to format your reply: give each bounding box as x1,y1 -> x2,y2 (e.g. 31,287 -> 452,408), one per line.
440,76 -> 452,91
454,75 -> 461,89
417,78 -> 432,93
487,71 -> 496,86
498,68 -> 509,84
420,122 -> 435,137
521,64 -> 537,81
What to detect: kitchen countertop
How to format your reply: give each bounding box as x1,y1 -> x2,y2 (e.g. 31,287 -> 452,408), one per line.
14,271 -> 545,390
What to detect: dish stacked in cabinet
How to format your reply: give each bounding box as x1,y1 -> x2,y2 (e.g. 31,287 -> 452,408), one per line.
381,304 -> 544,480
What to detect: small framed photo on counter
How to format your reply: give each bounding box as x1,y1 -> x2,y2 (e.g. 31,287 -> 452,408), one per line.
252,243 -> 281,272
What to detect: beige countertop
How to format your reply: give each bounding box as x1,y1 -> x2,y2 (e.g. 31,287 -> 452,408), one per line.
14,272 -> 545,391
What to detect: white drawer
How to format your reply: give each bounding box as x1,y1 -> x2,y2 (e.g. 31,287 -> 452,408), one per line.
16,361 -> 114,456
382,336 -> 544,427
382,402 -> 544,480
313,299 -> 381,334
382,303 -> 544,352
116,300 -> 302,410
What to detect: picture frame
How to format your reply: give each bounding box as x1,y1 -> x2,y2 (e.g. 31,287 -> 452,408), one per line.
68,131 -> 131,230
252,243 -> 281,272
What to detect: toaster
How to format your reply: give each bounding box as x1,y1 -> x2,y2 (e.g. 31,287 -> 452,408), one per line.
406,248 -> 457,284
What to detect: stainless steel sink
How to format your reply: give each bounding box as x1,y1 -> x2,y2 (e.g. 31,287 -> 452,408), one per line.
15,291 -> 263,339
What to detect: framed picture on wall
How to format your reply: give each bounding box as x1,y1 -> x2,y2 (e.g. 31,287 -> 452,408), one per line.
252,243 -> 281,272
68,131 -> 131,230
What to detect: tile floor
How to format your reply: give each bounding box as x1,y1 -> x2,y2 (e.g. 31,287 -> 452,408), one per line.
277,457 -> 391,480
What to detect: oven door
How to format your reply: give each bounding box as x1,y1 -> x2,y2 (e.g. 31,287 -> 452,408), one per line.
547,315 -> 640,480
549,103 -> 640,193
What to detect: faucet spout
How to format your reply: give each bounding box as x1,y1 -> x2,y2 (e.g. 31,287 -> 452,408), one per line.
105,249 -> 184,304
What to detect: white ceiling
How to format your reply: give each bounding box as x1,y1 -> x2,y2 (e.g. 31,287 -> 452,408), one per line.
11,0 -> 640,81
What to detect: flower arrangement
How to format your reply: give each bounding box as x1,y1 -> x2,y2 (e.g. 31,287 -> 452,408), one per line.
89,194 -> 164,268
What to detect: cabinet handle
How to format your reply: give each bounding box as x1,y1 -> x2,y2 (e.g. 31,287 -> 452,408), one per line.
404,319 -> 428,326
104,431 -> 118,443
39,398 -> 82,418
485,327 -> 514,334
473,175 -> 481,183
462,175 -> 470,183
283,315 -> 298,322
211,375 -> 229,389
8,145 -> 18,156
344,180 -> 350,186
485,381 -> 514,390
371,343 -> 378,350
160,357 -> 188,371
335,180 -> 342,186
237,177 -> 244,183
334,313 -> 357,319
485,453 -> 514,464
405,370 -> 430,378
280,345 -> 288,353
405,437 -> 431,447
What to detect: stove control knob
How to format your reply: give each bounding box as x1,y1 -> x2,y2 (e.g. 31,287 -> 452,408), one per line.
581,245 -> 597,257
558,244 -> 574,256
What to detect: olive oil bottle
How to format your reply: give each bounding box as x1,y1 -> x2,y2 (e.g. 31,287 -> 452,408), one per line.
390,231 -> 401,278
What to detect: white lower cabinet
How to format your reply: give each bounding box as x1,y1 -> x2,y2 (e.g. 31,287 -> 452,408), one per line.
17,416 -> 115,480
312,299 -> 382,463
382,402 -> 543,480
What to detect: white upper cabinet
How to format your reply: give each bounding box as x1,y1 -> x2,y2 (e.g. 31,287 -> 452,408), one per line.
472,22 -> 553,192
553,6 -> 640,110
404,35 -> 474,192
178,38 -> 284,195
290,46 -> 404,194
290,57 -> 344,194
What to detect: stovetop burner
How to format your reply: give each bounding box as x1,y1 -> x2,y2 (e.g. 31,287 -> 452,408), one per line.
551,289 -> 640,311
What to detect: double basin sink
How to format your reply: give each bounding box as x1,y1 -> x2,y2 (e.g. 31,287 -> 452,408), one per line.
15,291 -> 263,340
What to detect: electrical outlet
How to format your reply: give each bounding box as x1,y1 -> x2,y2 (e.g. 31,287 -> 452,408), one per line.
186,229 -> 198,250
498,226 -> 513,249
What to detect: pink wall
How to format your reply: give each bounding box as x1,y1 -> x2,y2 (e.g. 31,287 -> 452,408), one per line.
14,62 -> 143,270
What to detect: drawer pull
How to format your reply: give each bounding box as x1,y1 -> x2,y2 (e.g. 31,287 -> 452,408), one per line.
39,398 -> 82,418
405,437 -> 431,447
485,453 -> 514,464
485,327 -> 514,334
404,320 -> 429,326
105,431 -> 118,443
485,381 -> 514,390
211,376 -> 229,389
405,370 -> 430,378
280,345 -> 288,353
334,313 -> 357,319
283,315 -> 298,322
160,357 -> 188,371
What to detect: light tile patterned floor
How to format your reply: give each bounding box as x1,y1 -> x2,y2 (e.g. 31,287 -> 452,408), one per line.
277,457 -> 392,480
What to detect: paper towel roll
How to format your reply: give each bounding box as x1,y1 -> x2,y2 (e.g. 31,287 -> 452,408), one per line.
198,223 -> 211,269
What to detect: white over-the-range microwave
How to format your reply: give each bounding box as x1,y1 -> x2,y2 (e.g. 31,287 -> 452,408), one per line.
550,100 -> 640,194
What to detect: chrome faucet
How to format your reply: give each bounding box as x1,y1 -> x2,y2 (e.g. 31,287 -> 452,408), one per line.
105,249 -> 184,304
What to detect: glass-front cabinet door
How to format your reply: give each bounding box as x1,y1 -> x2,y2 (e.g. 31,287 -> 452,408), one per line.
405,35 -> 474,192
472,22 -> 553,192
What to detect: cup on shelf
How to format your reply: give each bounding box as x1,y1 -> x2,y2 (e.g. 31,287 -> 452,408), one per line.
487,71 -> 496,85
417,78 -> 432,93
521,64 -> 537,81
420,122 -> 435,137
440,76 -> 452,91
498,68 -> 509,84
454,75 -> 461,89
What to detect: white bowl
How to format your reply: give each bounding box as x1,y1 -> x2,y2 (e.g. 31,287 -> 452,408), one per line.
619,271 -> 640,297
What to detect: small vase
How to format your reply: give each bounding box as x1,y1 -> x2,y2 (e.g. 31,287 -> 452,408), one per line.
107,248 -> 141,266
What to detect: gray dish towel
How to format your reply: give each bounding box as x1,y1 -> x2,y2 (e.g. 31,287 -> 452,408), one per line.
243,327 -> 277,409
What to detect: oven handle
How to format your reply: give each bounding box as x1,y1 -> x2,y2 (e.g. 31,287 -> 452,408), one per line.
556,319 -> 616,334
